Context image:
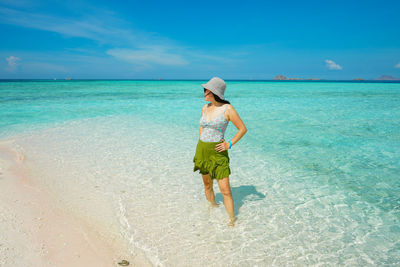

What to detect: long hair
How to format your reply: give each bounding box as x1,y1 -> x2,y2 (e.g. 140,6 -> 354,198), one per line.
204,89 -> 231,104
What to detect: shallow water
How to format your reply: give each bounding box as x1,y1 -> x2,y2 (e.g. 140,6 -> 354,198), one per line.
1,80 -> 400,266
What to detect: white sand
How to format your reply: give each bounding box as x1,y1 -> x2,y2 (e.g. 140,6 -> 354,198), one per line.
0,139 -> 152,267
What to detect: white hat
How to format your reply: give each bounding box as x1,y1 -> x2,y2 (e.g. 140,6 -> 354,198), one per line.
201,77 -> 226,100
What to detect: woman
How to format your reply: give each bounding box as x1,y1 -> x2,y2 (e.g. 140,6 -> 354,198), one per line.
193,77 -> 247,226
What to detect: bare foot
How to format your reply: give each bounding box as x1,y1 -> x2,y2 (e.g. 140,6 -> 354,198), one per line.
210,201 -> 219,207
228,217 -> 236,227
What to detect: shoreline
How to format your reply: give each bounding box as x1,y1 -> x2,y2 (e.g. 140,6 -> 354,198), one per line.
0,139 -> 152,266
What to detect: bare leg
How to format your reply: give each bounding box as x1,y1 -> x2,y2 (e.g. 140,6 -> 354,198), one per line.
217,177 -> 235,226
201,173 -> 217,206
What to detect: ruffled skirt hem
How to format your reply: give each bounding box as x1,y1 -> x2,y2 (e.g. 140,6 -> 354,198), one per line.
192,139 -> 231,180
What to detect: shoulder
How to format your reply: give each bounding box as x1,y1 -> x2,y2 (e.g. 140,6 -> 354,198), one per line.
201,103 -> 208,115
225,104 -> 238,119
225,104 -> 235,113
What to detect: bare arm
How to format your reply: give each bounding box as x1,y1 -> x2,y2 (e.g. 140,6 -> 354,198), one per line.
199,104 -> 207,138
226,104 -> 247,147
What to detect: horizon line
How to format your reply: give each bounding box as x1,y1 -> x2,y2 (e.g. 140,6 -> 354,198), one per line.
1,78 -> 400,83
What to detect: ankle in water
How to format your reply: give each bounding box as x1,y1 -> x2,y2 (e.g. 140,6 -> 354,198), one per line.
228,216 -> 236,227
210,201 -> 219,207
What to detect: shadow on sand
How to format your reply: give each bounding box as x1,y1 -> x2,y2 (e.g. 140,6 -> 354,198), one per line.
215,185 -> 266,215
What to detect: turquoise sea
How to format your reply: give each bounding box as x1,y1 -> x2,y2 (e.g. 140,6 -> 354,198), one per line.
1,80 -> 399,266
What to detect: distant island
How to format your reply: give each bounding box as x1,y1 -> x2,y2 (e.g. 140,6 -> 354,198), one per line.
376,75 -> 400,80
274,75 -> 321,80
272,75 -> 400,81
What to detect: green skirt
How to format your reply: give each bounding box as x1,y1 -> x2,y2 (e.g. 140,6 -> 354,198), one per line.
193,139 -> 231,180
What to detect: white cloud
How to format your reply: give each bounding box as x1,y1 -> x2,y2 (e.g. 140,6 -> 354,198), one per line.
5,55 -> 20,71
325,59 -> 342,70
0,6 -> 189,67
395,62 -> 400,68
0,4 -> 241,71
0,6 -> 143,46
0,51 -> 118,78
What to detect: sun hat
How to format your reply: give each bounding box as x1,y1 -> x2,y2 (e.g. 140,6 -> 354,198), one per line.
201,77 -> 226,100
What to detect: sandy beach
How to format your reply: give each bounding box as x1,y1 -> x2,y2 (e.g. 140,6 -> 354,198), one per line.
0,139 -> 152,267
0,80 -> 399,265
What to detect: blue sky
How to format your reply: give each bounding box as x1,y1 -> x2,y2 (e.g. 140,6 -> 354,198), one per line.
0,0 -> 399,79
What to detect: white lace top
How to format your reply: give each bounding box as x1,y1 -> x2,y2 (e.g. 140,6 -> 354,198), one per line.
199,104 -> 229,142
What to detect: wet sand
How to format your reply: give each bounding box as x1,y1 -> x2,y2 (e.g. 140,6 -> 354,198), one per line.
0,139 -> 152,266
